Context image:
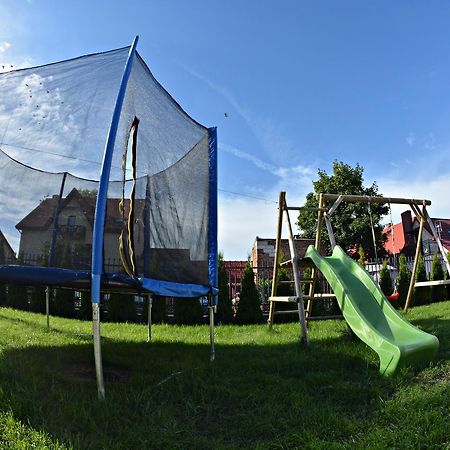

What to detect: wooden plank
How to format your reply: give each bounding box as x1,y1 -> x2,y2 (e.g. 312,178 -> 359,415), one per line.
286,206 -> 328,212
280,259 -> 293,267
303,293 -> 337,300
319,194 -> 431,206
268,192 -> 285,328
269,296 -> 299,303
274,310 -> 301,315
404,211 -> 425,312
415,279 -> 450,287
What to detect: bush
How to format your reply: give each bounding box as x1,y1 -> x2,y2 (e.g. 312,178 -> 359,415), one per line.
29,286 -> 47,313
397,254 -> 411,309
216,253 -> 233,324
358,245 -> 366,267
430,254 -> 446,302
52,288 -> 75,318
77,291 -> 92,320
7,284 -> 29,310
379,259 -> 393,297
107,293 -> 136,323
413,255 -> 430,306
174,297 -> 203,325
235,262 -> 263,324
142,295 -> 166,324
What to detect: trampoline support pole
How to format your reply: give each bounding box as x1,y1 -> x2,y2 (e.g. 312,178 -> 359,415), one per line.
92,303 -> 105,400
208,296 -> 215,362
147,294 -> 153,342
45,286 -> 50,328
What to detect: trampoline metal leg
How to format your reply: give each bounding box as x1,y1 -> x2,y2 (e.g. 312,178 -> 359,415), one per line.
208,303 -> 215,362
147,294 -> 153,343
92,303 -> 105,400
45,286 -> 50,328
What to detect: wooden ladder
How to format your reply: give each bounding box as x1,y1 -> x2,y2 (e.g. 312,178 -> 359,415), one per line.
267,192 -> 324,346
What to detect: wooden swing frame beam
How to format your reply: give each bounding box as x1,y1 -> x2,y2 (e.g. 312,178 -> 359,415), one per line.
310,194 -> 449,314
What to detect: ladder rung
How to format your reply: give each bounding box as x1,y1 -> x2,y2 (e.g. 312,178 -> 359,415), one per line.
277,280 -> 295,285
286,206 -> 328,212
274,309 -> 299,315
279,259 -> 292,267
269,296 -> 299,303
303,293 -> 337,300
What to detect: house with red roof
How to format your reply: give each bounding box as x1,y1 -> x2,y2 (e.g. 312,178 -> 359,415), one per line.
383,210 -> 450,257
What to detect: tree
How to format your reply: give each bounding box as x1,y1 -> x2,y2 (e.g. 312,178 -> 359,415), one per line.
29,286 -> 47,313
235,262 -> 263,324
413,255 -> 430,306
397,254 -> 411,309
379,260 -> 393,297
297,161 -> 388,258
216,253 -> 233,324
107,293 -> 136,323
430,255 -> 445,303
358,245 -> 366,267
174,297 -> 203,325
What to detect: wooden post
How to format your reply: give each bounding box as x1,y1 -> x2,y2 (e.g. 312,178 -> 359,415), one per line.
404,207 -> 425,312
307,194 -> 325,317
268,192 -> 285,328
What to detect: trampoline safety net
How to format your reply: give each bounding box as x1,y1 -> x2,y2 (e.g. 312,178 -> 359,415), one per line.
0,44 -> 217,298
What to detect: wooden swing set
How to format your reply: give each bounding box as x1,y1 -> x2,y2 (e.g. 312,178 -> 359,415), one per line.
268,192 -> 450,345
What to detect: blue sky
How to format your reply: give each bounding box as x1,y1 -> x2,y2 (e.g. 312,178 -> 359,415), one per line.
2,1 -> 450,259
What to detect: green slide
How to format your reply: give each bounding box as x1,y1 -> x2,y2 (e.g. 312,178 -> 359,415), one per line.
305,245 -> 439,375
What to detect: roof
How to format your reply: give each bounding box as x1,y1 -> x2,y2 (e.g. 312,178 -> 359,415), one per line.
16,188 -> 136,232
383,222 -> 405,254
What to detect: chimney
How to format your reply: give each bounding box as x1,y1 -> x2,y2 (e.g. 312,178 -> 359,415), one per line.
401,210 -> 412,233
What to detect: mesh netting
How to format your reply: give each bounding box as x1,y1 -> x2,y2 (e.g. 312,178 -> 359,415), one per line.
0,45 -> 215,294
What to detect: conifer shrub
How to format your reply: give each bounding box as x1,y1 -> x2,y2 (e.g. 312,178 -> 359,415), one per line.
7,284 -> 29,310
396,254 -> 411,309
216,253 -> 233,324
29,286 -> 47,313
142,295 -> 166,324
174,297 -> 203,325
52,288 -> 75,318
107,293 -> 136,323
358,245 -> 366,267
413,255 -> 430,306
430,254 -> 446,302
235,262 -> 263,324
379,259 -> 393,297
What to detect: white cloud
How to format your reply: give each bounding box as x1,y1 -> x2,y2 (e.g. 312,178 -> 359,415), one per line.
0,41 -> 11,53
405,133 -> 415,146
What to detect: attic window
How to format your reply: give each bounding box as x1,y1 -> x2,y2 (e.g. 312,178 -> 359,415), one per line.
67,215 -> 76,226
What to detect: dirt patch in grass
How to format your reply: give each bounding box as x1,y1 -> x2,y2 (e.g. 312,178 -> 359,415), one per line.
59,362 -> 130,382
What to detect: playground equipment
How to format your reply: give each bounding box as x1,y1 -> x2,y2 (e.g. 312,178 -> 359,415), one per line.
269,192 -> 440,374
0,38 -> 218,398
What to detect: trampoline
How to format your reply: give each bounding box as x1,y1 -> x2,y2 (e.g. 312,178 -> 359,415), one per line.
0,37 -> 218,398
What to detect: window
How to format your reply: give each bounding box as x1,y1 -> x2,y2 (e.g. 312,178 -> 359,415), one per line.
67,215 -> 76,226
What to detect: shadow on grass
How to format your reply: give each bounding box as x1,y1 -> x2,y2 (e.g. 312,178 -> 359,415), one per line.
0,330 -> 395,450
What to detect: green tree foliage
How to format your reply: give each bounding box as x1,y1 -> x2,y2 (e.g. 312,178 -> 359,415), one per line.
107,293 -> 136,323
397,254 -> 411,309
77,291 -> 92,320
52,288 -> 75,318
174,297 -> 203,325
358,245 -> 366,267
29,286 -> 47,313
379,260 -> 393,297
430,255 -> 446,302
413,255 -> 430,306
7,284 -> 28,310
235,262 -> 263,324
216,253 -> 233,324
142,295 -> 166,324
297,161 -> 388,257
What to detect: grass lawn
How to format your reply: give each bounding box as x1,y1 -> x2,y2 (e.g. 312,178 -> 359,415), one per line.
0,302 -> 448,449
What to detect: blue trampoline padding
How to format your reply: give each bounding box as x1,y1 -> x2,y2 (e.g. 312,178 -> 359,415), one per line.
0,265 -> 217,298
